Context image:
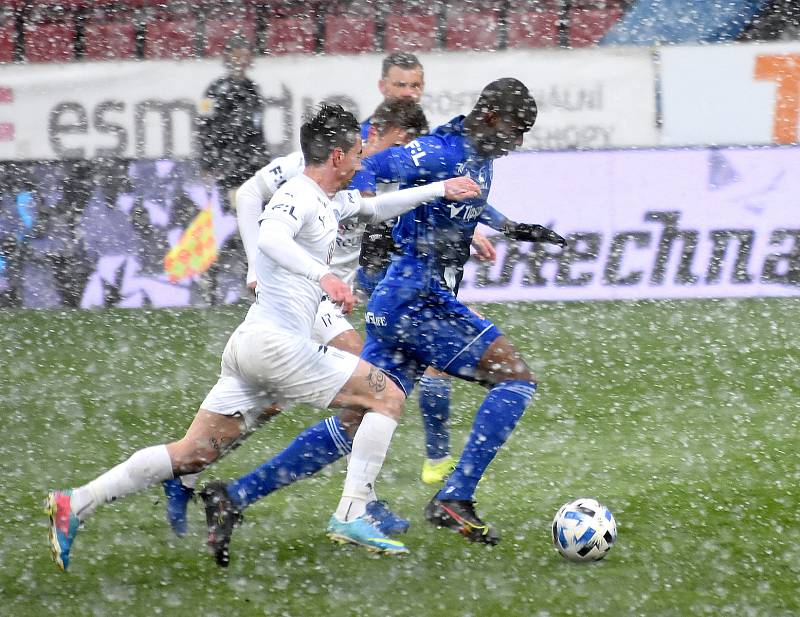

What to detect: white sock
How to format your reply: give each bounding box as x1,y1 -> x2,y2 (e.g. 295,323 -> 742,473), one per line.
344,453 -> 378,502
179,472 -> 200,490
70,445 -> 173,521
335,413 -> 397,522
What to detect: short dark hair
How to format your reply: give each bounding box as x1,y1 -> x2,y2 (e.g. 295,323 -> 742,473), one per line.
300,103 -> 361,165
474,78 -> 538,130
370,98 -> 429,139
381,52 -> 423,78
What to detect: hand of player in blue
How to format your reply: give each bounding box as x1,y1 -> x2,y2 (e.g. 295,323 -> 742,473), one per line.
503,222 -> 566,247
471,228 -> 497,262
443,177 -> 481,201
320,273 -> 356,314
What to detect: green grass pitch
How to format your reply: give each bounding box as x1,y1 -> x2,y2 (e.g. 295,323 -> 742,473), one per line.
1,298 -> 798,616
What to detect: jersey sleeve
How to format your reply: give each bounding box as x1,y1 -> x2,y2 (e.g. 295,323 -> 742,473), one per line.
334,189 -> 365,222
235,174 -> 268,285
259,184 -> 314,236
479,203 -> 510,231
254,151 -> 305,195
358,135 -> 459,191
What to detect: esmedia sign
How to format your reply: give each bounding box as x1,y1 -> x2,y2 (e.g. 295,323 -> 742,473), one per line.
0,49 -> 656,160
47,98 -> 198,159
459,146 -> 800,302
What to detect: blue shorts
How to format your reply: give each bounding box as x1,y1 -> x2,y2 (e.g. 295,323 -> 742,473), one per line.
361,279 -> 501,395
355,266 -> 388,299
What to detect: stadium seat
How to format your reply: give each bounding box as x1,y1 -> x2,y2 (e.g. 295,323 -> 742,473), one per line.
144,15 -> 197,59
323,14 -> 375,54
262,16 -> 318,55
445,9 -> 499,51
568,5 -> 624,47
83,19 -> 137,61
203,17 -> 256,56
384,13 -> 439,52
24,19 -> 76,62
505,9 -> 560,48
0,22 -> 15,62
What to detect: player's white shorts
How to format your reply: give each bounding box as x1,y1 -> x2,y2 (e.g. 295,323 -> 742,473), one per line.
201,320 -> 359,427
312,297 -> 355,344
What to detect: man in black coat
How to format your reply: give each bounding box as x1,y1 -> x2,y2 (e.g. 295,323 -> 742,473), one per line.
198,35 -> 268,211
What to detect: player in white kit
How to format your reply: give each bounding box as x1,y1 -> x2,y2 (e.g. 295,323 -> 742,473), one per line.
46,104 -> 480,569
237,98 -> 430,353
160,100 -> 430,541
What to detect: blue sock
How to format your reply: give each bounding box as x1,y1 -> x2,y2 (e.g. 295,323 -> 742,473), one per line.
418,375 -> 452,460
438,380 -> 536,502
227,416 -> 352,509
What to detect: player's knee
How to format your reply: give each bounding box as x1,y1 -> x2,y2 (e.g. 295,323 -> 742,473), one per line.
374,378 -> 405,420
514,362 -> 537,385
337,407 -> 367,437
485,359 -> 536,386
168,439 -> 222,475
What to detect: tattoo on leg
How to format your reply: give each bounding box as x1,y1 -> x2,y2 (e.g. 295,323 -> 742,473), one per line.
366,367 -> 387,393
209,436 -> 221,453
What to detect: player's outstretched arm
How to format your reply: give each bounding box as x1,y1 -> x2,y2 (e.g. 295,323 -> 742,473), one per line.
502,222 -> 567,247
478,202 -> 566,247
358,177 -> 480,224
478,204 -> 511,231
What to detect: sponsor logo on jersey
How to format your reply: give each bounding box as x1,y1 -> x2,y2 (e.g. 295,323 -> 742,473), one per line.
407,140 -> 427,167
365,311 -> 387,326
448,202 -> 484,221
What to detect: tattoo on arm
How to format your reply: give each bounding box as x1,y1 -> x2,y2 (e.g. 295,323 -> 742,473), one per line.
366,367 -> 387,393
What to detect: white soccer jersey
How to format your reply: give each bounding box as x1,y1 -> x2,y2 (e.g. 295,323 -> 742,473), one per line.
247,174 -> 363,336
238,151 -> 364,287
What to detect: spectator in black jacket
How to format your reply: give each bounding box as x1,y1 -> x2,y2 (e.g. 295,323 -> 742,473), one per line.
198,35 -> 268,211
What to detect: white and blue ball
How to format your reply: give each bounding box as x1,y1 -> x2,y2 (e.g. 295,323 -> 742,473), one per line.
551,498 -> 617,562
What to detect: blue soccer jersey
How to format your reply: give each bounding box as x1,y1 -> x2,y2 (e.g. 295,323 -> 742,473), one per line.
353,115 -> 493,287
355,116 -> 503,393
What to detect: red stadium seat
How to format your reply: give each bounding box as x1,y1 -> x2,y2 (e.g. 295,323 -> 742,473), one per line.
203,17 -> 256,57
83,19 -> 137,60
144,16 -> 197,59
505,9 -> 559,48
323,14 -> 375,54
262,16 -> 318,55
445,10 -> 499,51
384,13 -> 438,52
0,23 -> 14,62
568,6 -> 623,47
24,19 -> 76,62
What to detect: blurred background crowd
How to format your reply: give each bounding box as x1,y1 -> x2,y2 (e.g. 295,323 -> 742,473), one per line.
0,0 -> 796,309
0,0 -> 796,63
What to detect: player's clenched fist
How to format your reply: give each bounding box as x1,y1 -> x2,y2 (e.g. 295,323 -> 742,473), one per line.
320,272 -> 356,314
443,177 -> 481,200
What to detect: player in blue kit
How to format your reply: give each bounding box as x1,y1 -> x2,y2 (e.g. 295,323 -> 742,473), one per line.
357,77 -> 566,544
357,51 -> 472,485
195,80 -> 564,561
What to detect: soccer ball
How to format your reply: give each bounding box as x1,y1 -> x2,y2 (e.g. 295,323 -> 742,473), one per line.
551,498 -> 617,562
